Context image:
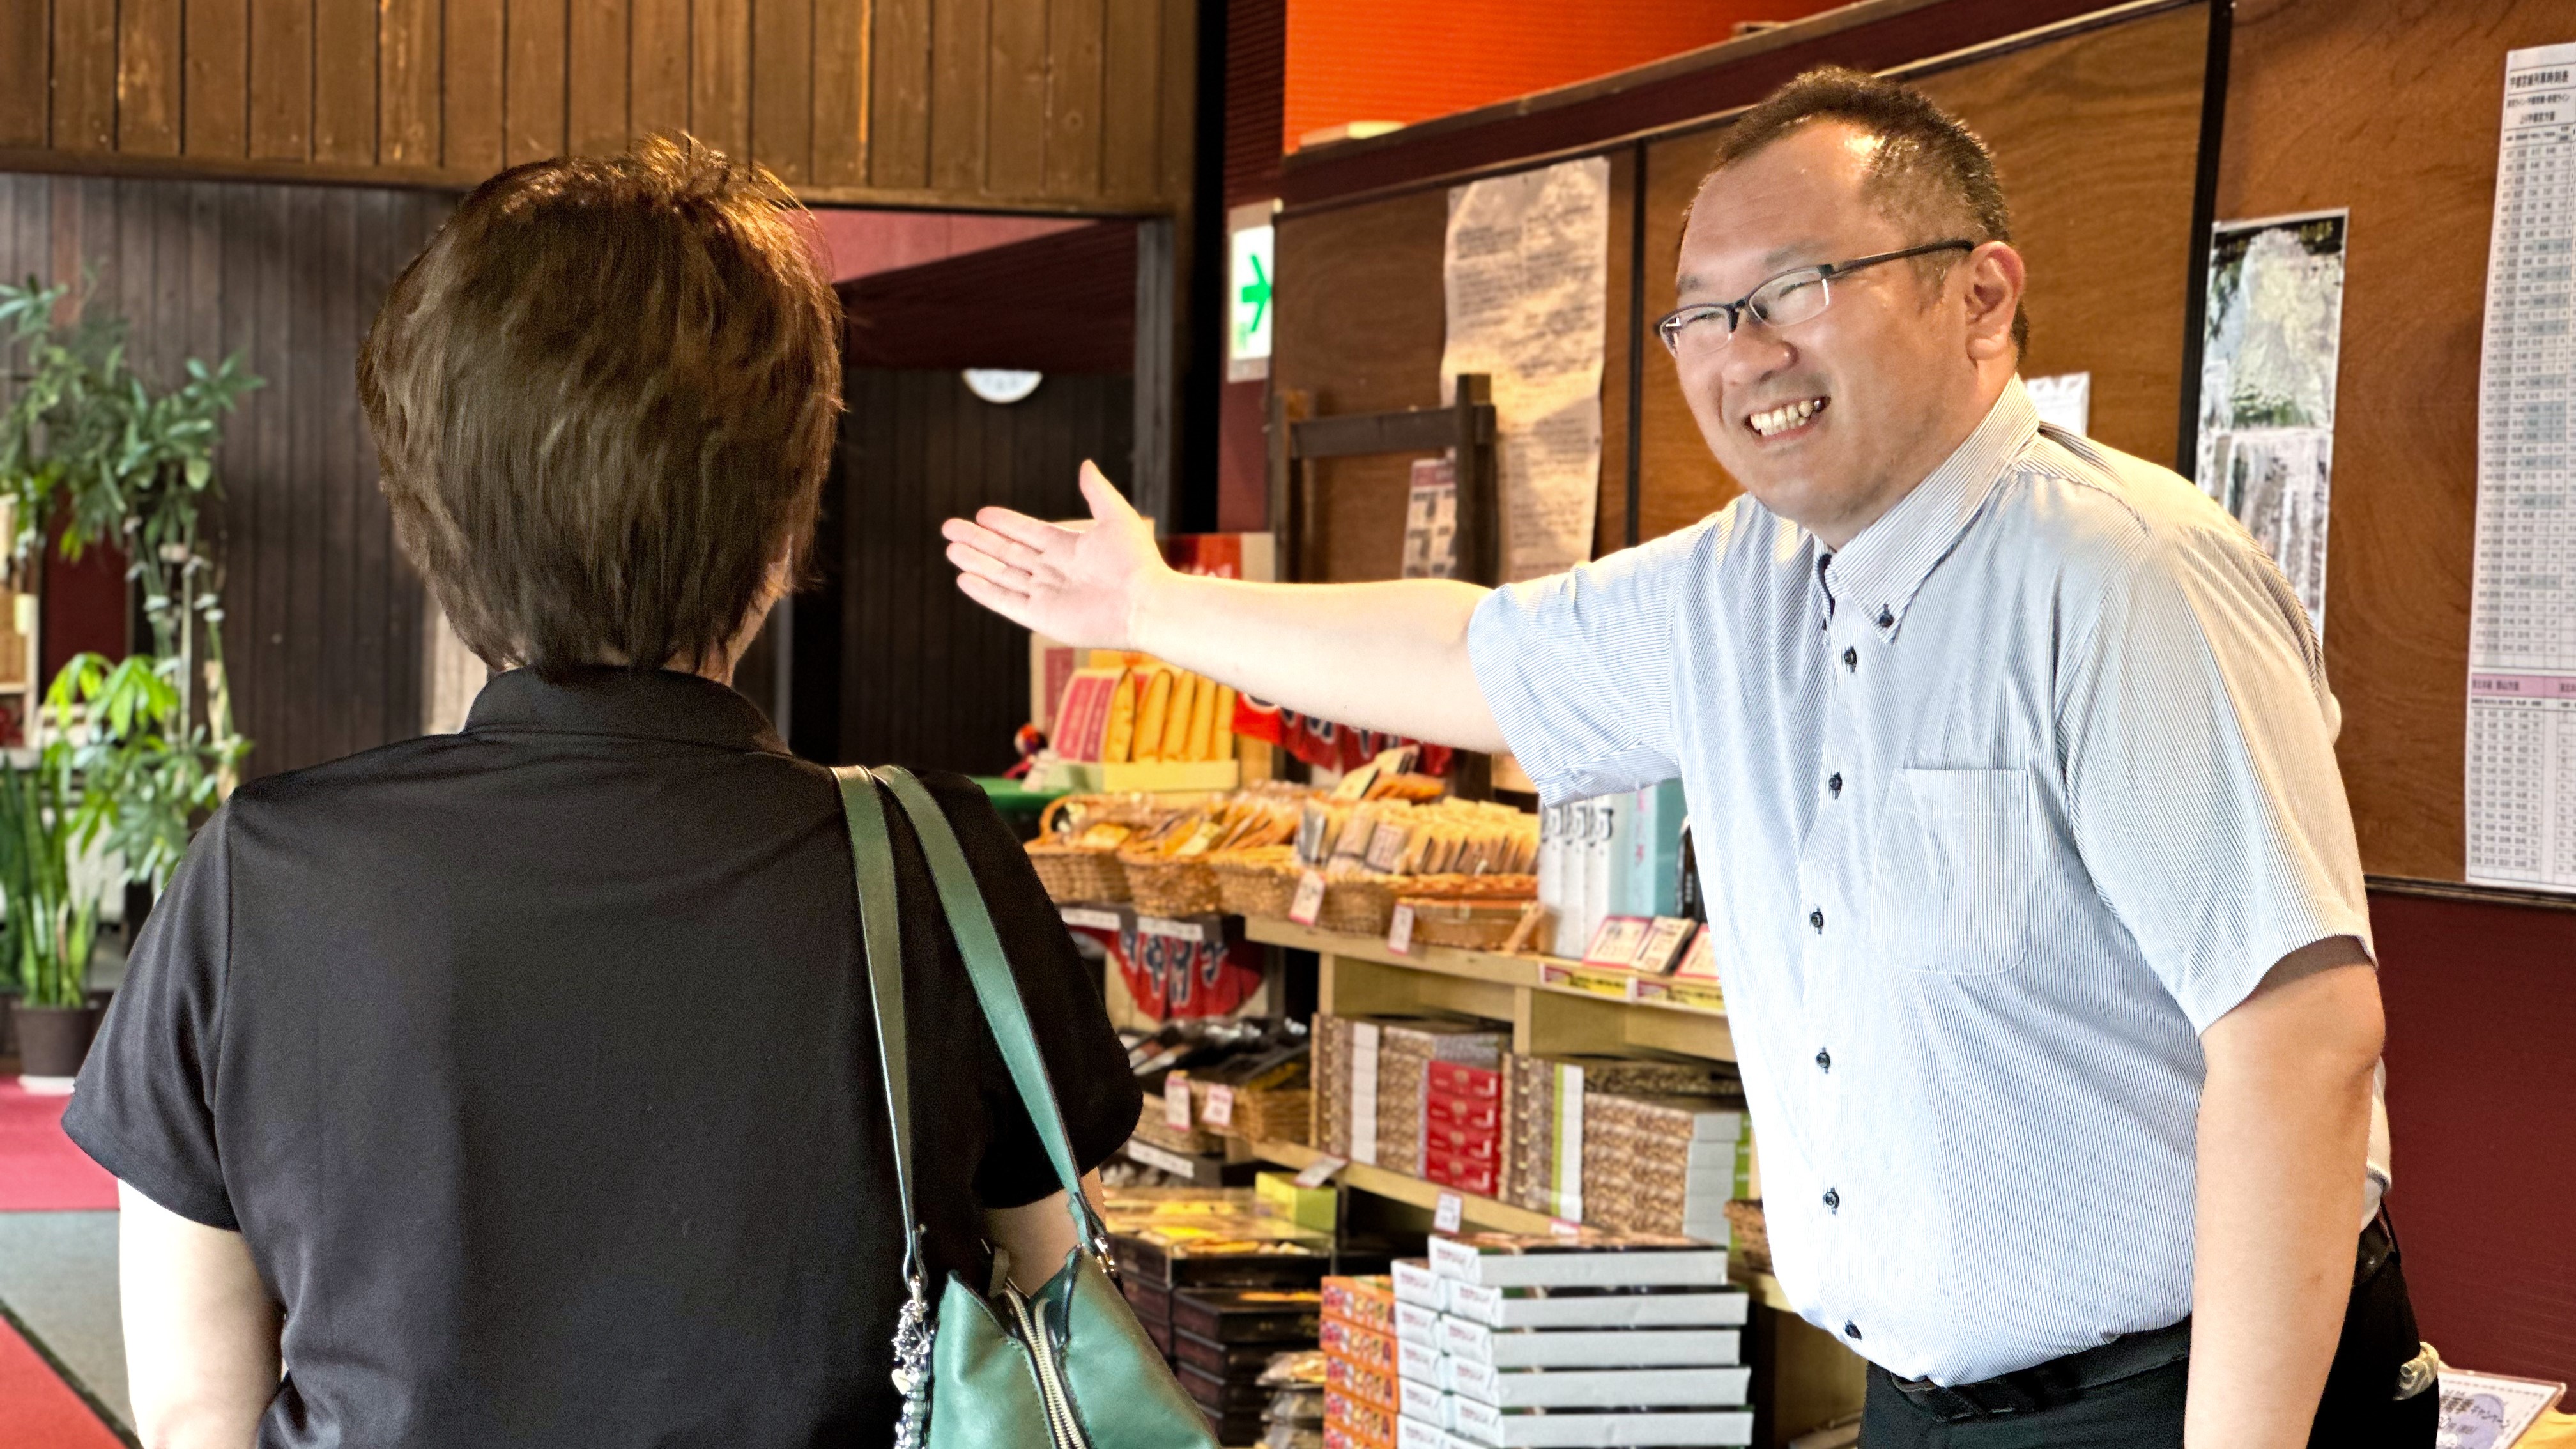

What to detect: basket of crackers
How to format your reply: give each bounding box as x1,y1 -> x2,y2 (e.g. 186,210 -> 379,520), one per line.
1025,793 -> 1180,903
1119,786 -> 1308,917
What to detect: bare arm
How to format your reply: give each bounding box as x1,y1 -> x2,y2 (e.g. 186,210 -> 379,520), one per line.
942,462 -> 1507,752
119,1181 -> 280,1449
985,1170 -> 1112,1293
2186,937 -> 2382,1448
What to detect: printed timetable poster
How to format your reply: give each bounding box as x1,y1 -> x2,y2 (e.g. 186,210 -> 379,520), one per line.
2466,42 -> 2576,891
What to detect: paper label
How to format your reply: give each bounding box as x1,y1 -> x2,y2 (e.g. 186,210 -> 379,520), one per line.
1123,1138 -> 1199,1176
1351,1023 -> 1382,1166
1059,905 -> 1123,931
1134,915 -> 1205,943
1201,1084 -> 1235,1127
1434,1192 -> 1465,1233
1388,903 -> 1417,955
1162,1075 -> 1192,1130
1294,1154 -> 1347,1188
1289,870 -> 1327,926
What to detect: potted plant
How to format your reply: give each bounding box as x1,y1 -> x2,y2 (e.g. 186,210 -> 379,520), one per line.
0,277 -> 256,1085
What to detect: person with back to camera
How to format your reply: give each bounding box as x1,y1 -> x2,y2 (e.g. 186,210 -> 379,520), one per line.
65,136 -> 1143,1449
942,69 -> 2437,1448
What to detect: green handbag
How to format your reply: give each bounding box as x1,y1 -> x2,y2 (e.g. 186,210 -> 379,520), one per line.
834,765 -> 1220,1449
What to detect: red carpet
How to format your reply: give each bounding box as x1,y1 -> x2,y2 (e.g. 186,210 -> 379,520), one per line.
0,1314 -> 125,1448
0,1078 -> 119,1211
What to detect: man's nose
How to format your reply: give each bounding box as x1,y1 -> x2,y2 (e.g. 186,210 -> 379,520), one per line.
1717,321 -> 1797,390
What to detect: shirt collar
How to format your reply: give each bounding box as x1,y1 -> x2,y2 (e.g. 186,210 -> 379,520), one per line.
463,666 -> 790,755
1814,376 -> 2038,640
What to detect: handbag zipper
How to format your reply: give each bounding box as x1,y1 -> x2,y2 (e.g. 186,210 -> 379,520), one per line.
1000,1280 -> 1091,1449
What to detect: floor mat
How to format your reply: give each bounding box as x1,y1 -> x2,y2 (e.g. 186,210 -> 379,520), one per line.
0,1213 -> 130,1430
0,1308 -> 127,1448
0,1080 -> 118,1212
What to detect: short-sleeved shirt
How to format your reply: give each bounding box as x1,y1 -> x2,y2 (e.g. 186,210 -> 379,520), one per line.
1469,378 -> 2387,1385
65,666 -> 1140,1449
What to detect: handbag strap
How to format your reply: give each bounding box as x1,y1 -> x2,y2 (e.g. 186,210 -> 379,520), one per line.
833,765 -> 926,1290
874,765 -> 1105,1244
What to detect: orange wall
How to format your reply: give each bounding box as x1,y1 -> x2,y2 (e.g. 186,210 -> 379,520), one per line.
1284,0 -> 1845,151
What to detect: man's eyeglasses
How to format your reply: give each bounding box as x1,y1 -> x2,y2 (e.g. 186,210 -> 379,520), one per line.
1655,240 -> 1975,357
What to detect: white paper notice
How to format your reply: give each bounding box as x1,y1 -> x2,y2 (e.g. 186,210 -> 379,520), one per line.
2467,43 -> 2576,892
1441,157 -> 1611,582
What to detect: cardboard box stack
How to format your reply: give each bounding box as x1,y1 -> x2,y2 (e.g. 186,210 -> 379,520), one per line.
1311,1015 -> 1510,1176
1502,1055 -> 1739,1225
1581,1091 -> 1749,1240
1423,1061 -> 1504,1199
1102,1188 -> 1334,1441
1391,1230 -> 1755,1448
1321,1275 -> 1402,1449
1174,1286 -> 1328,1444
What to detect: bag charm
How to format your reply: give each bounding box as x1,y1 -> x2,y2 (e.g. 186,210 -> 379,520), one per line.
891,1272 -> 933,1448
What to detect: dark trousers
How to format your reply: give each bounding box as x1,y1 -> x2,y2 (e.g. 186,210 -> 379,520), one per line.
1860,1218 -> 2437,1448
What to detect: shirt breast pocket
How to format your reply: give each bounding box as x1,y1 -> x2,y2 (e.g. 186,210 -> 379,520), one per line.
1873,767 -> 2034,976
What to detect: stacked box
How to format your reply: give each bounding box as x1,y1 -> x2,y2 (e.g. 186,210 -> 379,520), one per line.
1502,1055 -> 1740,1220
1375,1023 -> 1508,1177
1425,1230 -> 1754,1448
1583,1092 -> 1748,1239
1315,1015 -> 1354,1157
1174,1287 -> 1327,1443
1423,1061 -> 1504,1197
1322,1275 -> 1402,1449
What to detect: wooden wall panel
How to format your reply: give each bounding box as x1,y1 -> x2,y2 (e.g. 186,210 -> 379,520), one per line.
2,0 -> 1188,214
0,171 -> 452,780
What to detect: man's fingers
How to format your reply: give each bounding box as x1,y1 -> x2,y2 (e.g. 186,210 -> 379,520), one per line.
946,539 -> 1031,589
1078,461 -> 1138,523
956,572 -> 1039,631
963,506 -> 1068,553
942,519 -> 1045,574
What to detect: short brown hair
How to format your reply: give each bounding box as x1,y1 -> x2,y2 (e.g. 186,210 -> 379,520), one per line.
360,135 -> 841,680
1703,66 -> 2027,353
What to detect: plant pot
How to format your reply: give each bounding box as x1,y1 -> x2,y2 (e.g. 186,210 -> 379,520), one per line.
13,1004 -> 101,1085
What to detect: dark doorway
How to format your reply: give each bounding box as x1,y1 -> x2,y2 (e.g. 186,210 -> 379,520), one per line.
782,219 -> 1138,773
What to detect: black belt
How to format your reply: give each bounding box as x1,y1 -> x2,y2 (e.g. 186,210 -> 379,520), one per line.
1883,1216 -> 2397,1424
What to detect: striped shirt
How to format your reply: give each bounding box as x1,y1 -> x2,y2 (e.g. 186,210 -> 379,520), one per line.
1468,378 -> 2390,1385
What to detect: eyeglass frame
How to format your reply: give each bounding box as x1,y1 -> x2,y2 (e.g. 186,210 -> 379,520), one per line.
1653,239 -> 1977,356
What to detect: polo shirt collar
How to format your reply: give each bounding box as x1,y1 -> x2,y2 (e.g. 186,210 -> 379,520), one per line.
463,666 -> 789,755
1816,376 -> 2037,640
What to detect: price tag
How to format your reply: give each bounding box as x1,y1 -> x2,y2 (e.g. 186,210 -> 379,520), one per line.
1386,903 -> 1416,955
1289,870 -> 1327,926
1292,1155 -> 1347,1188
1201,1084 -> 1236,1127
1162,1074 -> 1192,1130
1059,906 -> 1123,932
1135,915 -> 1206,944
1548,1216 -> 1584,1239
1434,1192 -> 1465,1234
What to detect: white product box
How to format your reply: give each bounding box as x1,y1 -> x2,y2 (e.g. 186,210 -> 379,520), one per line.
1439,1317 -> 1742,1367
1399,1376 -> 1453,1427
1398,1334 -> 1443,1384
1448,1401 -> 1756,1447
1394,1257 -> 1449,1308
1430,1234 -> 1733,1288
1446,1361 -> 1752,1408
1396,1300 -> 1445,1346
1443,1283 -> 1751,1330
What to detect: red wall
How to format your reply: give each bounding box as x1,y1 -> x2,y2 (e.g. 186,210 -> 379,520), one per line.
1284,0 -> 1842,152
2372,889 -> 2576,1384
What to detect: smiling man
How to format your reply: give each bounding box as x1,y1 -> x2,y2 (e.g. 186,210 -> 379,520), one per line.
941,68 -> 2433,1448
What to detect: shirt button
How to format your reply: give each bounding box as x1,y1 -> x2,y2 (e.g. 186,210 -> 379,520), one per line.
1844,1321 -> 1864,1341
1809,908 -> 1825,933
1823,1188 -> 1840,1213
1815,1047 -> 1832,1072
1877,606 -> 1895,629
1842,647 -> 1858,671
1828,772 -> 1843,797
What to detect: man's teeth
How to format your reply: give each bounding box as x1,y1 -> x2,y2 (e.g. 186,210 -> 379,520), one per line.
1750,398 -> 1823,437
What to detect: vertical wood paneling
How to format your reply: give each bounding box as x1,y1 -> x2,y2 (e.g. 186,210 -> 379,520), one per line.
285,183 -> 323,766
0,0 -> 49,147
631,0 -> 692,142
812,0 -> 870,187
928,0 -> 988,192
868,0 -> 931,187
750,0 -> 813,181
505,0 -> 570,165
246,0 -> 312,160
445,0 -> 508,175
318,190 -> 360,761
312,1 -> 378,164
987,0 -> 1048,195
567,0 -> 632,155
54,0 -> 121,152
381,0 -> 445,167
1099,0 -> 1158,198
1156,0 -> 1193,204
117,0 -> 185,155
1044,0 -> 1105,197
689,0 -> 753,160
181,0 -> 250,157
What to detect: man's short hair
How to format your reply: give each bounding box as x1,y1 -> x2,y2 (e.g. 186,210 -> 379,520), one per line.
1703,66 -> 2027,353
360,135 -> 841,680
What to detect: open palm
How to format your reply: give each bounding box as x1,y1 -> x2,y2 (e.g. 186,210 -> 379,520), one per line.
940,460 -> 1168,648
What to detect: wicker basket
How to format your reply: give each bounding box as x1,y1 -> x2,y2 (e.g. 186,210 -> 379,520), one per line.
1400,896 -> 1533,950
1211,848 -> 1300,919
1121,850 -> 1223,916
1027,842 -> 1130,903
1213,1087 -> 1312,1145
1318,875 -> 1400,937
1724,1199 -> 1771,1272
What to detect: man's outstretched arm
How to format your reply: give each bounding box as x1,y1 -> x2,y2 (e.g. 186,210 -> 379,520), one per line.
942,461 -> 1509,752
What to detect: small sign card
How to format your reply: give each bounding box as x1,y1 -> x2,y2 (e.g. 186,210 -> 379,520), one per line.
1162,1074 -> 1192,1130
1200,1084 -> 1236,1128
1060,906 -> 1123,932
1293,1155 -> 1348,1188
1434,1193 -> 1465,1233
1135,915 -> 1207,944
1388,903 -> 1417,956
1634,917 -> 1698,975
1289,870 -> 1327,926
1582,915 -> 1652,969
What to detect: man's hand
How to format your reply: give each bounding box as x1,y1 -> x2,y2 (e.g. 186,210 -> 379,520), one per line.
942,461 -> 1169,648
2186,937 -> 2383,1448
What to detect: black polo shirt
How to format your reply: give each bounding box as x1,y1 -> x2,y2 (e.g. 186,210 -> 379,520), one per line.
66,666 -> 1140,1449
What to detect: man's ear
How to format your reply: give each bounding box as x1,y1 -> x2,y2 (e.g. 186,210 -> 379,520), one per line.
1961,240 -> 2025,362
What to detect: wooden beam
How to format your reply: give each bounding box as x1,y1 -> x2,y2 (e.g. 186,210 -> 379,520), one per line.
181,0 -> 250,158
689,0 -> 751,160
380,0 -> 445,168
445,0 -> 507,176
246,0 -> 312,161
750,0 -> 815,181
117,0 -> 186,156
811,0 -> 871,187
631,0 -> 693,143
505,0 -> 569,166
568,0 -> 633,156
312,0 -> 379,164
